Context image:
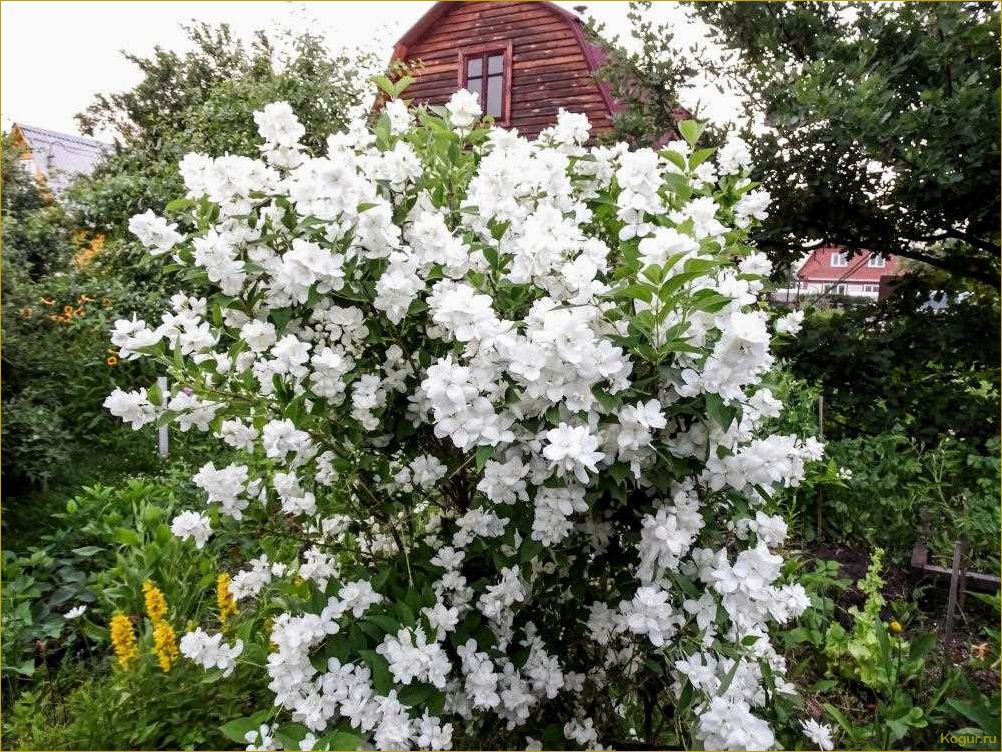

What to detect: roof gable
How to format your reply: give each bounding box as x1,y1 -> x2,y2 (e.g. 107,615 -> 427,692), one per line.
12,123 -> 111,195
391,1 -> 618,135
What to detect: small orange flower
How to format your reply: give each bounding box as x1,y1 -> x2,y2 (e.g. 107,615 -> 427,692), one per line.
63,305 -> 74,316
102,298 -> 112,307
19,307 -> 32,318
972,642 -> 990,660
74,306 -> 86,317
40,297 -> 55,306
106,355 -> 119,367
49,314 -> 64,322
77,294 -> 94,304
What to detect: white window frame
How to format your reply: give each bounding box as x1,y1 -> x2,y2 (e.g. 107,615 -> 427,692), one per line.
867,254 -> 886,268
830,252 -> 848,267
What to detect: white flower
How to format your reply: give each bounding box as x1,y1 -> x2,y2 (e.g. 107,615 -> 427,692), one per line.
445,88 -> 482,128
171,510 -> 213,549
110,317 -> 162,359
717,135 -> 752,175
619,586 -> 676,647
104,388 -> 157,429
775,310 -> 805,335
543,423 -> 604,483
697,697 -> 775,751
179,628 -> 243,676
64,605 -> 88,620
240,320 -> 277,352
128,209 -> 182,256
801,719 -> 835,751
104,97 -> 824,749
254,101 -> 305,148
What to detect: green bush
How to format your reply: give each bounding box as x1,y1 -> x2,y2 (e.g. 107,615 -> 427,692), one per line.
2,469 -> 274,750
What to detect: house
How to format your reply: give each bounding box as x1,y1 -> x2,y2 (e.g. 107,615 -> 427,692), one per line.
9,123 -> 111,197
789,245 -> 901,301
390,0 -> 620,140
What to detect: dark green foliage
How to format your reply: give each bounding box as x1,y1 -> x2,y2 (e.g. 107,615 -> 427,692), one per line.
1,469 -> 271,751
774,285 -> 1000,446
690,1 -> 1000,289
0,135 -> 157,493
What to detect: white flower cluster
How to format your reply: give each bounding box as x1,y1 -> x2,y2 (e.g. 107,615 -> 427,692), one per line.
108,90 -> 822,750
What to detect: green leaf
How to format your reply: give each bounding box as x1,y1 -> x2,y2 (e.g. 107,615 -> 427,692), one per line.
397,682 -> 442,707
705,393 -> 738,432
610,283 -> 653,303
947,699 -> 1001,736
363,614 -> 399,635
164,197 -> 194,214
661,148 -> 688,172
823,702 -> 855,734
358,649 -> 394,695
113,528 -> 142,547
475,444 -> 495,471
689,146 -> 716,169
325,730 -> 364,751
71,545 -> 103,558
678,119 -> 705,146
274,723 -> 309,750
219,718 -> 259,745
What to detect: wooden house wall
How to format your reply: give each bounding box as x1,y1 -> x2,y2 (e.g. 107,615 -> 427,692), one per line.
397,2 -> 614,140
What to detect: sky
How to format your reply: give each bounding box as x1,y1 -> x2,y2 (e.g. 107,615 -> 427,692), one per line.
0,1 -> 737,140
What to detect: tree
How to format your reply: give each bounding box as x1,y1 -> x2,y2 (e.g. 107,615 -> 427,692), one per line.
1,135 -> 73,278
69,23 -> 379,237
690,2 -> 1000,289
774,272 -> 1001,446
588,4 -> 698,147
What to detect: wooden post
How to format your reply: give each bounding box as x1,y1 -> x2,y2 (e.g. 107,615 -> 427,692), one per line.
816,395 -> 825,538
157,376 -> 169,459
958,539 -> 970,610
944,539 -> 968,639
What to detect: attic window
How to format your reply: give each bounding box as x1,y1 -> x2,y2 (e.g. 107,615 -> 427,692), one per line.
458,41 -> 512,125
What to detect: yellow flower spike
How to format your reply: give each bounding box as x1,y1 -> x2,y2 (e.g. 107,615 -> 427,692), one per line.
142,580 -> 168,624
110,613 -> 139,670
217,573 -> 237,626
152,619 -> 179,672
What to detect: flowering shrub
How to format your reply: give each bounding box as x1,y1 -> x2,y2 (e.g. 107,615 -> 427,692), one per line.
105,82 -> 827,750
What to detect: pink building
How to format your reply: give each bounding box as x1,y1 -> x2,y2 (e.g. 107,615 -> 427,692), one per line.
792,245 -> 901,300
